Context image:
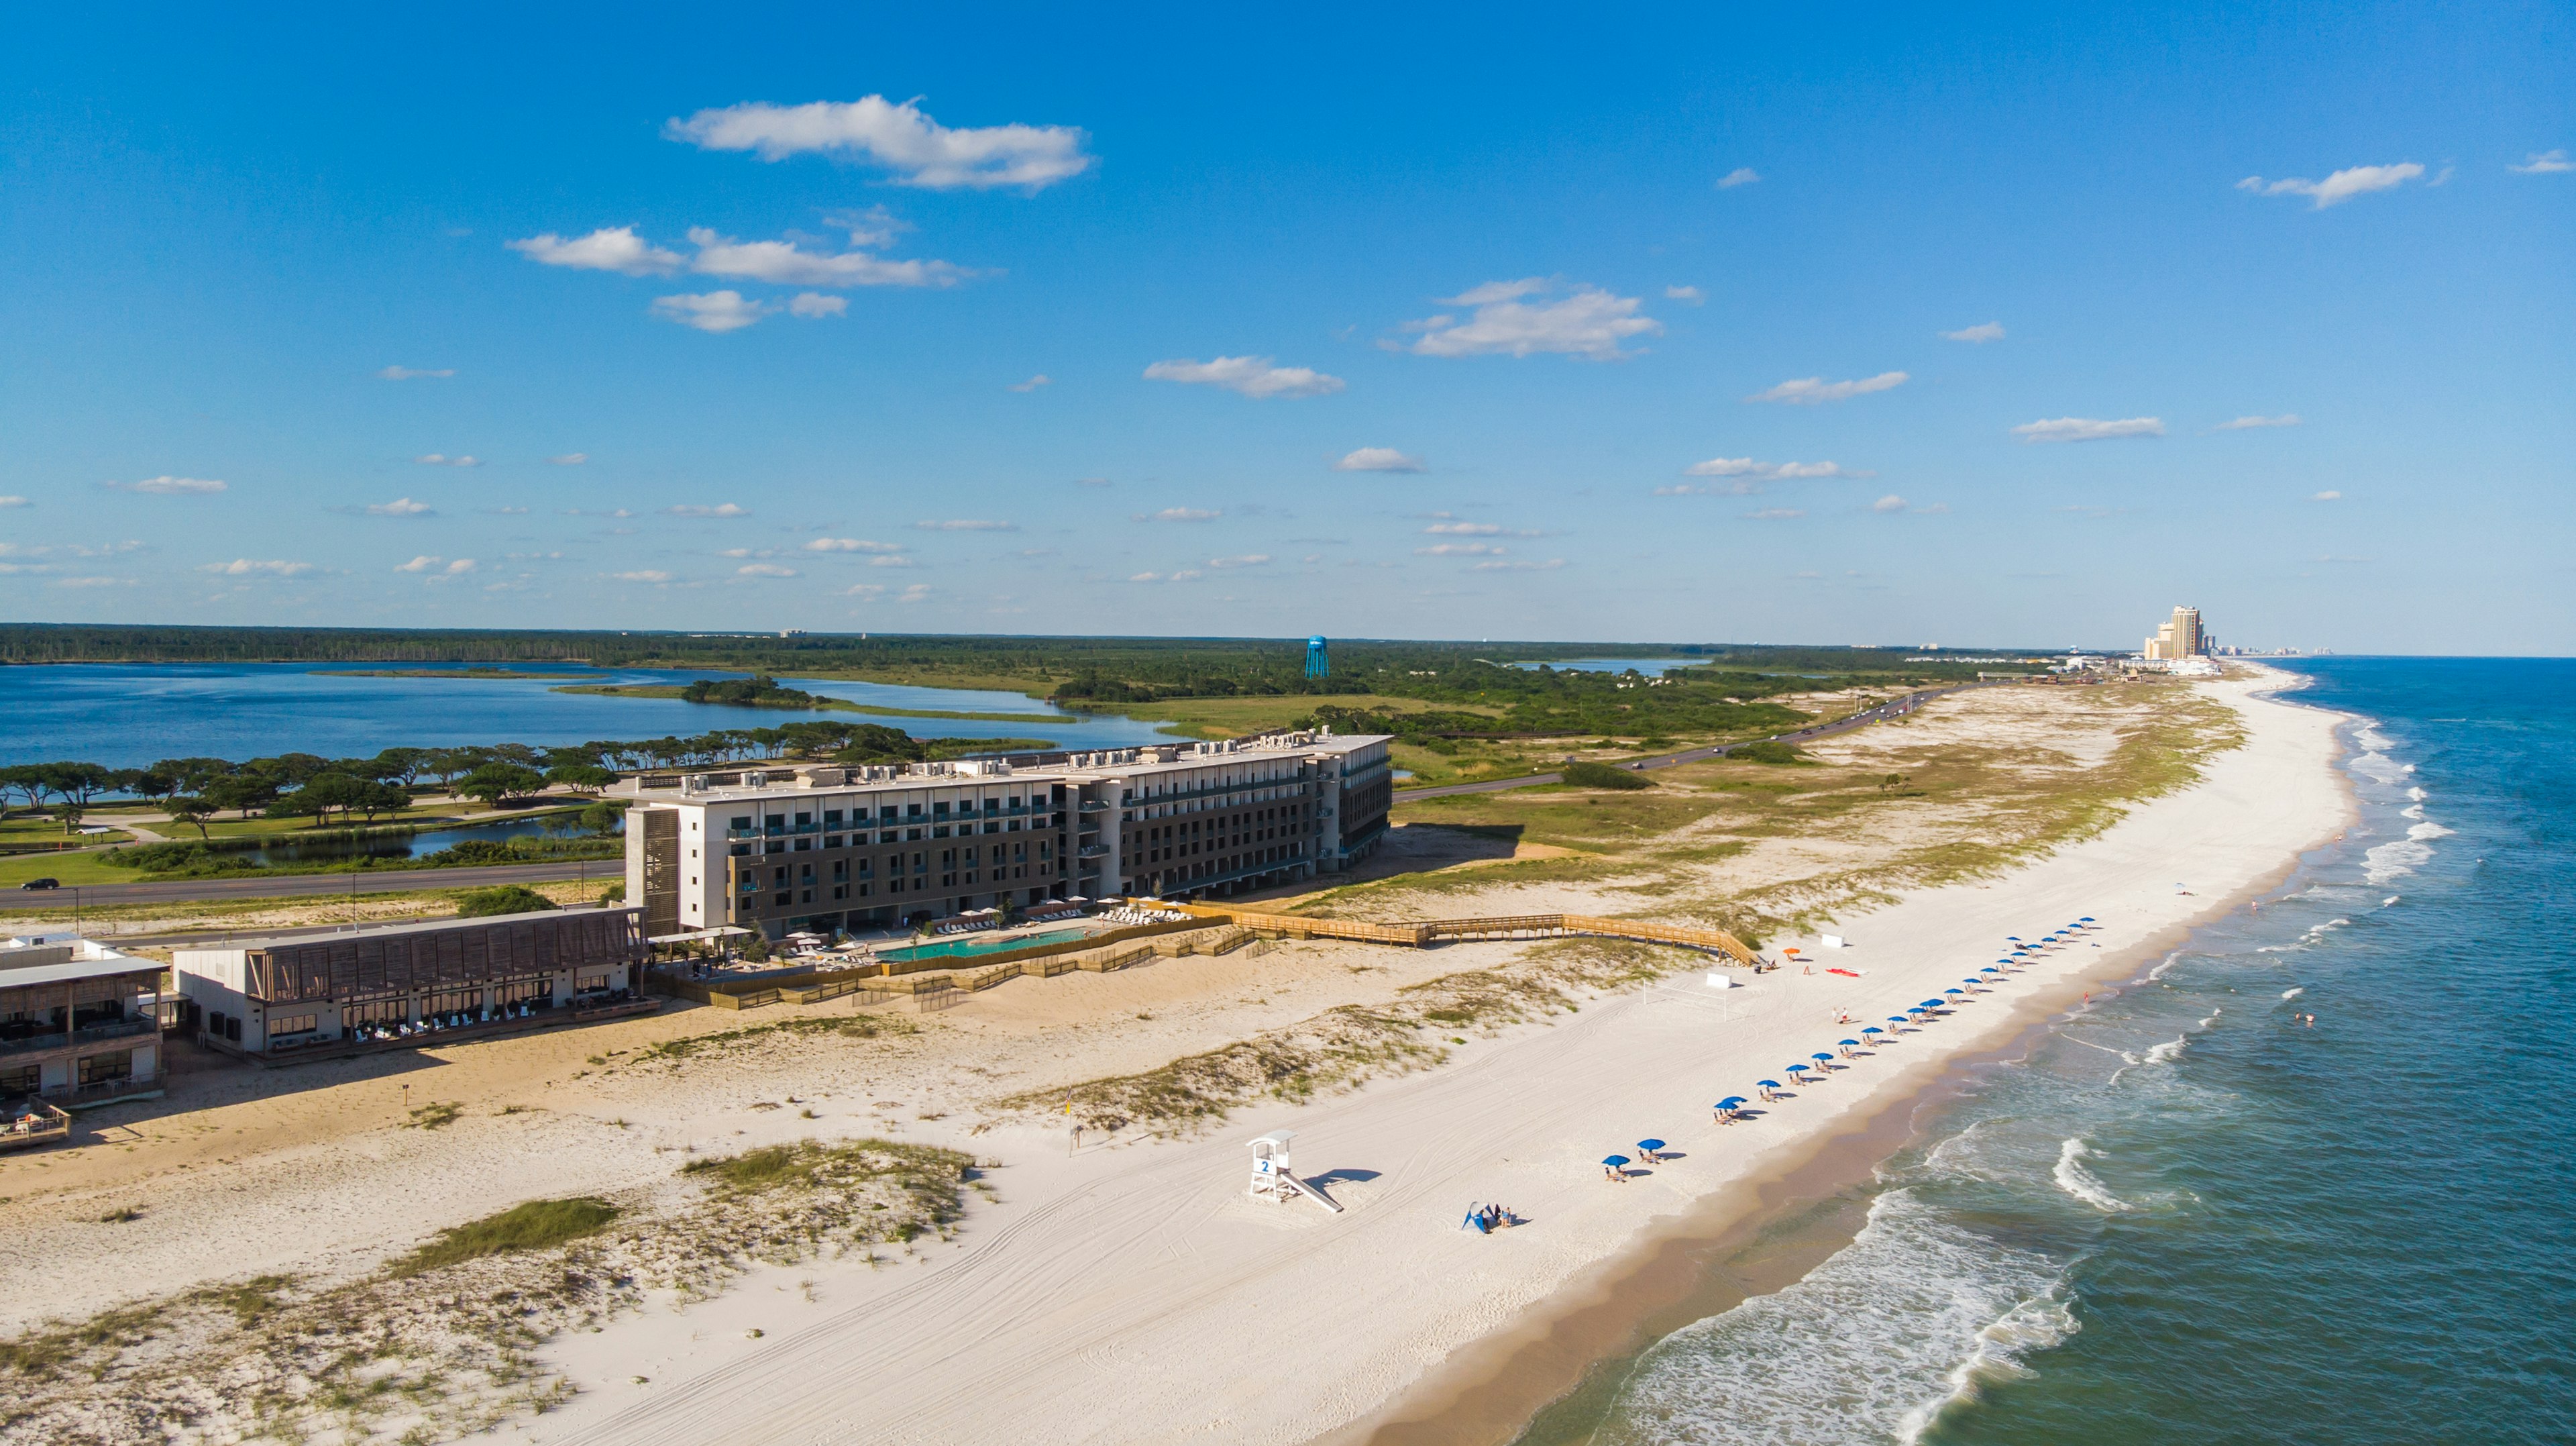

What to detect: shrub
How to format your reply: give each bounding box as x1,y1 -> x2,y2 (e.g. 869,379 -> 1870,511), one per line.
454,884 -> 558,918
392,1197 -> 619,1276
1731,741 -> 1813,766
1562,760 -> 1654,790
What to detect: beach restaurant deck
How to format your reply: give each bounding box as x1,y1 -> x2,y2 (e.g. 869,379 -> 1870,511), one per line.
0,934 -> 167,1111
173,907 -> 657,1062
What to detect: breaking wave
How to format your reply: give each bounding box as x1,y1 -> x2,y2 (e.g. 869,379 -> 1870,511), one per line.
1591,1191 -> 2074,1446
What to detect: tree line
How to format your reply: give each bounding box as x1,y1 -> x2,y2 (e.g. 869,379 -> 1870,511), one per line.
1,720 -> 1051,837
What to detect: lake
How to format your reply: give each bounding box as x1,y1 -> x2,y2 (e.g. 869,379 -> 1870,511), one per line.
0,662 -> 1182,770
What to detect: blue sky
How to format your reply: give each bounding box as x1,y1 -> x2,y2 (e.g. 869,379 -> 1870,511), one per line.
3,3 -> 2568,653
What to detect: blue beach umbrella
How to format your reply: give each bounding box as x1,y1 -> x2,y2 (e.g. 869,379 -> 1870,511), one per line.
1862,1027 -> 1883,1036
2080,917 -> 2095,923
1888,1015 -> 1909,1024
1717,1096 -> 1746,1107
1945,987 -> 1966,996
1603,1155 -> 1630,1167
1812,1051 -> 1834,1062
1786,1064 -> 1810,1075
1758,1080 -> 1781,1089
1839,1038 -> 1860,1047
1638,1139 -> 1666,1151
1921,999 -> 1944,1009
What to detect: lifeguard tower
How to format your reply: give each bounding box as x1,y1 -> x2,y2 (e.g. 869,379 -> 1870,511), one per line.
1246,1130 -> 1342,1212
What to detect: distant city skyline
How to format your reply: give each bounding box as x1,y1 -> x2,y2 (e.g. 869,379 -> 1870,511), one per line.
0,7 -> 2567,654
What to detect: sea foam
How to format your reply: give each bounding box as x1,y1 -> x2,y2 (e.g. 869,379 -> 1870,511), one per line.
1591,1190 -> 2073,1446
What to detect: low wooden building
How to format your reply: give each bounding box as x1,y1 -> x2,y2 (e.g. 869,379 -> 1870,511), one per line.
0,934 -> 166,1110
174,907 -> 651,1059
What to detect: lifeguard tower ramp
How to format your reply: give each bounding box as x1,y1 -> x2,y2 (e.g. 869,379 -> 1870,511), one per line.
1246,1130 -> 1342,1213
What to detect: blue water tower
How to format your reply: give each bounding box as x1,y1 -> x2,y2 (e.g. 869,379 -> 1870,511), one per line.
1304,635 -> 1330,680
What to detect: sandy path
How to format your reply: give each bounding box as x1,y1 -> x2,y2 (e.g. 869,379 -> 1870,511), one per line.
470,672 -> 2346,1446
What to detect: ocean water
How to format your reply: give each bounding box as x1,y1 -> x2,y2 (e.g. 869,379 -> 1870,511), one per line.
1549,658 -> 2576,1445
0,662 -> 1177,769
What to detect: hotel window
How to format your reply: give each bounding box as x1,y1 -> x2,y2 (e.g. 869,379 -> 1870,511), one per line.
576,970 -> 612,990
731,816 -> 752,831
267,1015 -> 319,1039
824,810 -> 843,826
494,978 -> 552,1007
425,988 -> 482,1016
78,1049 -> 136,1083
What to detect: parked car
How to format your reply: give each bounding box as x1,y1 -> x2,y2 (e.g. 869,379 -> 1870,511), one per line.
19,878 -> 61,890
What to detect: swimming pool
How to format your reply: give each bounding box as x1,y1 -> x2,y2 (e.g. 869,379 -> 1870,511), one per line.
875,927 -> 1092,964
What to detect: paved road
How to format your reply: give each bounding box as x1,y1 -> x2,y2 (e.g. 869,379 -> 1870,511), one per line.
1390,680 -> 1999,804
16,860 -> 606,909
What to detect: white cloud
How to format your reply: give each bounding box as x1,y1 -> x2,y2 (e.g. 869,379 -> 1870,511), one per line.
2310,490 -> 2343,502
737,562 -> 798,578
549,453 -> 588,466
439,558 -> 477,576
1664,285 -> 1705,304
1716,167 -> 1761,189
914,518 -> 1016,531
2235,162 -> 2424,208
395,555 -> 441,572
685,227 -> 962,289
1127,570 -> 1202,583
55,576 -> 131,588
663,503 -> 751,517
2213,413 -> 2302,430
2012,416 -> 2165,444
507,226 -> 684,275
2510,149 -> 2571,174
105,475 -> 226,495
1333,447 -> 1426,472
1745,372 -> 1909,405
204,558 -> 314,576
1399,279 -> 1659,360
1417,542 -> 1505,556
1144,355 -> 1346,399
614,570 -> 674,583
664,95 -> 1095,191
1010,374 -> 1052,392
1142,507 -> 1220,523
415,454 -> 482,467
0,497 -> 27,509
651,291 -> 772,333
1942,321 -> 2005,344
866,554 -> 916,568
1746,508 -> 1806,521
378,365 -> 455,380
1686,456 -> 1872,480
788,293 -> 849,318
1870,495 -> 1908,513
1424,521 -> 1502,535
366,497 -> 435,517
805,537 -> 905,553
1208,554 -> 1271,569
1472,557 -> 1564,570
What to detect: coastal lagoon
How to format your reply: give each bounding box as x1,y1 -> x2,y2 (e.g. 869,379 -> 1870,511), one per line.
1529,658 -> 2576,1446
0,662 -> 1181,770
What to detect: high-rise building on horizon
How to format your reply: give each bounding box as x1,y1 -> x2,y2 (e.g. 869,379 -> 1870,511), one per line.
2144,605 -> 2205,660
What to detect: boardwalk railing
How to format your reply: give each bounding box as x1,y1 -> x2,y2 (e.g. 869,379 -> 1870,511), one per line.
1157,901 -> 1760,967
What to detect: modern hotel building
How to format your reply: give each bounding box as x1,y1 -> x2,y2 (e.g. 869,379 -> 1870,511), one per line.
615,730 -> 1394,940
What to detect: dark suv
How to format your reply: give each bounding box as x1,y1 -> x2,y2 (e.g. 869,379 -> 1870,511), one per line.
19,878 -> 60,890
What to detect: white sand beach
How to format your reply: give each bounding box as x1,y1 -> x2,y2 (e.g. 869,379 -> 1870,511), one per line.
453,671 -> 2347,1445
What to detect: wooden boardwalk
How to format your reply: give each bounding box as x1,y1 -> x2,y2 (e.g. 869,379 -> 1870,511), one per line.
1157,902 -> 1761,968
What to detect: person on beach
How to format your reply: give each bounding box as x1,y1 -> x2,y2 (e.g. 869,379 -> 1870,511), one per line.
1604,1163 -> 1624,1183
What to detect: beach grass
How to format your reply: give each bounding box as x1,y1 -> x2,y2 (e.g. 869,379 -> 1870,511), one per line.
392,1198 -> 621,1276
